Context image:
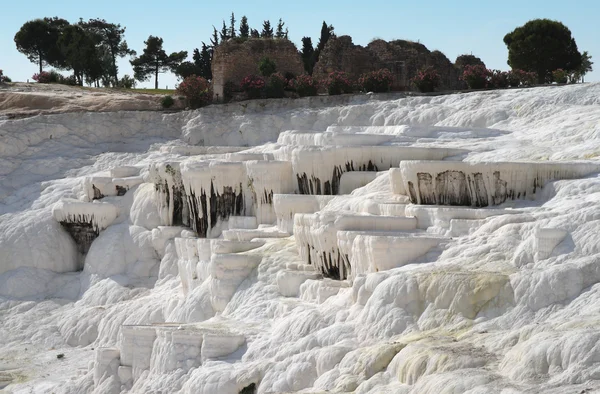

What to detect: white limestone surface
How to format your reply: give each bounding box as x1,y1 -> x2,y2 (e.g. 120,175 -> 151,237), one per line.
2,84 -> 600,394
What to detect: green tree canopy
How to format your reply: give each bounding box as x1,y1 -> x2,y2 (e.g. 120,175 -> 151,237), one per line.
300,37 -> 315,75
275,19 -> 286,39
58,24 -> 100,85
130,36 -> 187,89
577,51 -> 594,82
455,54 -> 486,70
504,19 -> 582,83
79,18 -> 135,87
14,17 -> 69,73
261,21 -> 273,38
239,16 -> 250,39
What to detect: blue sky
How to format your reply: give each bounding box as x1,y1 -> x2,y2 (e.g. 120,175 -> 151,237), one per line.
2,0 -> 598,88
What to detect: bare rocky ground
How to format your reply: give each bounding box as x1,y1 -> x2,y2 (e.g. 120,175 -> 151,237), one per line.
0,82 -> 185,118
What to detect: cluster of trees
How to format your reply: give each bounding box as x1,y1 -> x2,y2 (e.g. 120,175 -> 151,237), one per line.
13,16 -> 593,91
171,13 -> 293,82
14,17 -> 135,87
299,22 -> 335,75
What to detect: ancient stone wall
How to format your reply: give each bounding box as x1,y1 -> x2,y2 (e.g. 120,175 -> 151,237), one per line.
313,36 -> 463,91
211,38 -> 304,100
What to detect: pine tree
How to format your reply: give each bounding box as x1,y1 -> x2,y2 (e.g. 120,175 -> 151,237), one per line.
250,29 -> 260,38
229,13 -> 236,38
275,19 -> 285,39
210,26 -> 219,47
239,16 -> 249,38
314,21 -> 335,66
199,42 -> 212,80
220,20 -> 229,41
300,37 -> 315,74
261,20 -> 273,38
130,36 -> 187,89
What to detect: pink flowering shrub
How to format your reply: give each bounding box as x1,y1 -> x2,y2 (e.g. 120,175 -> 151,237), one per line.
552,69 -> 568,83
462,65 -> 491,89
176,75 -> 212,108
289,74 -> 319,97
241,75 -> 266,99
358,68 -> 393,93
490,70 -> 509,88
411,67 -> 441,93
325,71 -> 353,95
33,71 -> 59,84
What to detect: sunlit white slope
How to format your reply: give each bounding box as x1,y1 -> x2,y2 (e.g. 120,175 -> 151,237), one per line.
1,83 -> 600,393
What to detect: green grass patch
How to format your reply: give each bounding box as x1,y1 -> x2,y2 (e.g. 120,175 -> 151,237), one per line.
130,88 -> 176,95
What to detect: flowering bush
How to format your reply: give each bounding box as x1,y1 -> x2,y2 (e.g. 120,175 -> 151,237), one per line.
289,74 -> 319,97
265,72 -> 287,98
241,75 -> 266,99
358,69 -> 393,93
490,70 -> 509,89
176,75 -> 212,108
552,69 -> 568,84
324,71 -> 353,95
462,65 -> 491,89
32,70 -> 61,84
411,67 -> 440,93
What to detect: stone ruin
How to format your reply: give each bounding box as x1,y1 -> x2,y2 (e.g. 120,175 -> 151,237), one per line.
211,36 -> 466,98
313,36 -> 463,91
211,38 -> 304,101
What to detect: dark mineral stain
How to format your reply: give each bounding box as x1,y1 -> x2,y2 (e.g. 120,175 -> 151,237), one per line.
59,217 -> 99,259
417,172 -> 436,204
492,171 -> 508,205
297,160 -> 380,195
408,181 -> 417,203
187,181 -> 245,237
92,185 -> 104,200
470,172 -> 488,207
435,170 -> 471,206
116,185 -> 128,196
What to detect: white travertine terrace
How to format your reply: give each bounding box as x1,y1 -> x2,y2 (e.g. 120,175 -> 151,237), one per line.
399,160 -> 600,207
4,84 -> 600,394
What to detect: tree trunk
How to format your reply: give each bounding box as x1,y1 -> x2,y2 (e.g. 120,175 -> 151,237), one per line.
39,53 -> 43,74
155,61 -> 159,90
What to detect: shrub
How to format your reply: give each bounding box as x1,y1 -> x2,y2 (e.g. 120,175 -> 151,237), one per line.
0,70 -> 10,83
176,75 -> 212,108
119,75 -> 136,89
161,95 -> 175,108
241,75 -> 266,99
61,75 -> 78,86
258,57 -> 277,77
325,71 -> 353,95
519,70 -> 538,86
462,65 -> 491,89
358,68 -> 394,93
411,67 -> 441,93
507,70 -> 522,87
265,72 -> 286,98
552,69 -> 568,83
289,74 -> 319,97
224,81 -> 241,103
490,70 -> 509,88
32,70 -> 62,84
